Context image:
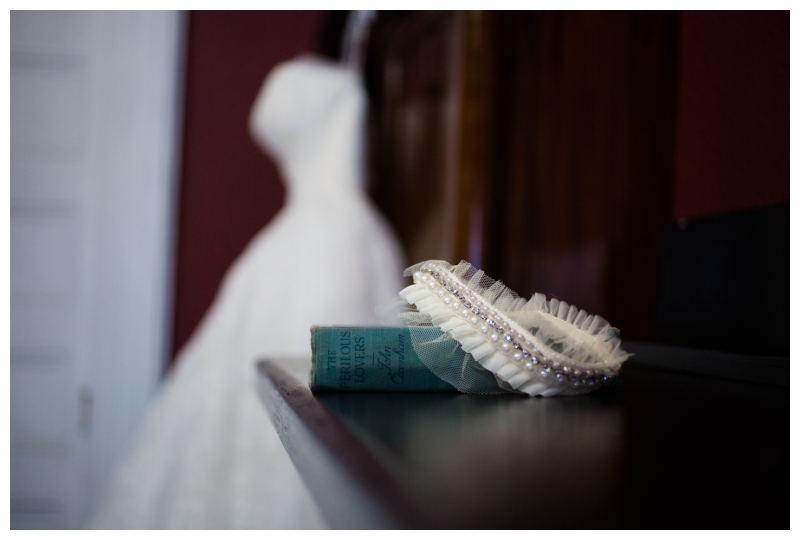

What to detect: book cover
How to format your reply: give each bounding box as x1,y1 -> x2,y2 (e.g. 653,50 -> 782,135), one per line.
309,327 -> 456,392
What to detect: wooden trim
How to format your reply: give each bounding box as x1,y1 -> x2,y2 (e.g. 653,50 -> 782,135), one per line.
256,360 -> 432,529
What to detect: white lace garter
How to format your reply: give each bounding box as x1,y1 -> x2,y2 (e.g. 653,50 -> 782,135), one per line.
398,260 -> 630,397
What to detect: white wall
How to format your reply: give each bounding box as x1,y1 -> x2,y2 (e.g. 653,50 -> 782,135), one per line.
10,11 -> 186,528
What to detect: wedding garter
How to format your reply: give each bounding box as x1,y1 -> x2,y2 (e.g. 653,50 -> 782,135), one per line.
398,260 -> 630,397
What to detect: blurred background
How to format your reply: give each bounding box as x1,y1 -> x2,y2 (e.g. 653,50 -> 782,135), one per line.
9,10 -> 789,529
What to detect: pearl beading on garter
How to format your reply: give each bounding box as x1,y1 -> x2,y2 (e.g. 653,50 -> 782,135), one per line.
411,263 -> 618,390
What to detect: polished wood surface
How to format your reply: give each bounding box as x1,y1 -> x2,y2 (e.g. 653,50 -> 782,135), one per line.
366,12 -> 468,265
482,12 -> 678,341
257,346 -> 787,529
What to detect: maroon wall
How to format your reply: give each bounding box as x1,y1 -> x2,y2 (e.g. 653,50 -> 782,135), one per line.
673,11 -> 789,221
171,11 -> 323,359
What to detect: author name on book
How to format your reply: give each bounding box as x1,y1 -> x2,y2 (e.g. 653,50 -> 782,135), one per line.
374,332 -> 406,385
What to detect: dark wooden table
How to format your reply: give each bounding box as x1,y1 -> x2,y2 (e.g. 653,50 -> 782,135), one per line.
257,344 -> 788,529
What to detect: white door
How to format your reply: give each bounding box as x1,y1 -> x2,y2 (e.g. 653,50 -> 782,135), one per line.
10,11 -> 185,528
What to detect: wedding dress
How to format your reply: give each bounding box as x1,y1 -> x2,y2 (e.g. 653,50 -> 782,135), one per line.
91,56 -> 406,528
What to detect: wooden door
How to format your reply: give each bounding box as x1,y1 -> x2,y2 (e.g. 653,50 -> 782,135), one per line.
367,11 -> 679,340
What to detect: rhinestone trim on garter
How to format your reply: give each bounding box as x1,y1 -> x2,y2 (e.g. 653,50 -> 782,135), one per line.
412,263 -> 618,389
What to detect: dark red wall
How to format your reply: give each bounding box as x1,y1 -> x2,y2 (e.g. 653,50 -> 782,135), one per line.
673,11 -> 789,221
171,11 -> 323,359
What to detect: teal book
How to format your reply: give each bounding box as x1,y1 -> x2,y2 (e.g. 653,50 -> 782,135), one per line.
309,327 -> 456,392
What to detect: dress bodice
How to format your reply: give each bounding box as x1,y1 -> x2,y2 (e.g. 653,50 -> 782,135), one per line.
249,56 -> 366,202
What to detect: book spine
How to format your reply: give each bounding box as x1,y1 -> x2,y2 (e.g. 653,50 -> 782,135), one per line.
309,327 -> 456,392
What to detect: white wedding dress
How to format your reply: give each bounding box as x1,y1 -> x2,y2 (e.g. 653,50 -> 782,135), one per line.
91,56 -> 406,529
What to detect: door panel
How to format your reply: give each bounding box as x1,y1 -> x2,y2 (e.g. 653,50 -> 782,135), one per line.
10,10 -> 184,528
